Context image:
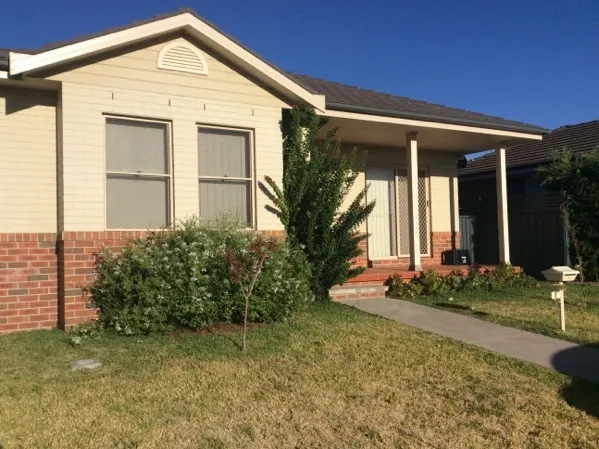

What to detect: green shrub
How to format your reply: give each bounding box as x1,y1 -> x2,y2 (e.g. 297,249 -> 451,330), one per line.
487,264 -> 537,289
264,107 -> 375,300
444,271 -> 465,292
462,264 -> 491,291
87,218 -> 313,335
417,269 -> 450,296
387,275 -> 420,299
538,149 -> 599,280
387,264 -> 536,299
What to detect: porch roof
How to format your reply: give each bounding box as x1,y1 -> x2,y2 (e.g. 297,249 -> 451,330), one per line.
291,73 -> 547,136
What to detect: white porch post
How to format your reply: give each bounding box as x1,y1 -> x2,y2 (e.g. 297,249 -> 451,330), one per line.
406,132 -> 421,271
496,145 -> 511,264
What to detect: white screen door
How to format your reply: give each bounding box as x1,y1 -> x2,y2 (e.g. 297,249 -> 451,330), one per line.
366,166 -> 397,258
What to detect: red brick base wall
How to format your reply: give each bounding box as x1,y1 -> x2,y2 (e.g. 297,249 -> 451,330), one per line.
368,231 -> 460,269
1,229 -> 288,333
0,228 -> 460,333
59,231 -> 148,329
353,235 -> 369,268
0,234 -> 59,333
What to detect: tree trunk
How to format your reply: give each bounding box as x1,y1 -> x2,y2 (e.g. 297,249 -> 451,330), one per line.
242,294 -> 249,352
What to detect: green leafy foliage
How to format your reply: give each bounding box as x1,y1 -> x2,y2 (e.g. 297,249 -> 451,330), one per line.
68,321 -> 102,346
387,265 -> 536,298
86,218 -> 313,335
264,107 -> 375,299
537,148 -> 599,280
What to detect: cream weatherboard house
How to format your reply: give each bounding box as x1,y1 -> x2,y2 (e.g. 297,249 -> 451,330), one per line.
0,9 -> 546,333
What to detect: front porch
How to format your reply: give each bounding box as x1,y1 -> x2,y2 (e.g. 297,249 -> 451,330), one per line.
317,109 -> 542,289
347,264 -> 498,285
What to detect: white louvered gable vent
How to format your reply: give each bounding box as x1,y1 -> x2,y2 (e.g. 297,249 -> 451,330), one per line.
157,42 -> 209,76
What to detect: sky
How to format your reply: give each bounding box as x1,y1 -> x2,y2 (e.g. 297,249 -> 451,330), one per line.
2,0 -> 598,130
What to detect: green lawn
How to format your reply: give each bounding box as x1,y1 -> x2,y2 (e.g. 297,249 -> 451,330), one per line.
1,302 -> 599,448
400,282 -> 599,346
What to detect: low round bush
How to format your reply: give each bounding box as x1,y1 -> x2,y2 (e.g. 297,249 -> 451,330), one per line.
387,264 -> 537,299
87,218 -> 313,335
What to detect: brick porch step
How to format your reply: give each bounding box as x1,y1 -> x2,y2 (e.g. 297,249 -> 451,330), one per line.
329,284 -> 389,301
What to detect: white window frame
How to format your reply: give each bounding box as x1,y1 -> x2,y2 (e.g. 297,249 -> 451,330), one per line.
366,164 -> 431,260
197,124 -> 256,228
104,115 -> 174,230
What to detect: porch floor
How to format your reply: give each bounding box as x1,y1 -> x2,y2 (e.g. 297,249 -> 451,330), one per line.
346,265 -> 498,286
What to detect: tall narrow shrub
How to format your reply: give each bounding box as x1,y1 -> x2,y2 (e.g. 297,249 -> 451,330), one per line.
264,107 -> 375,299
538,148 -> 599,280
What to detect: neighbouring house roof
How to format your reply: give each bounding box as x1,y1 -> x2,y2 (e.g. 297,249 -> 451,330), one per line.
0,52 -> 7,71
459,120 -> 599,176
0,8 -> 547,135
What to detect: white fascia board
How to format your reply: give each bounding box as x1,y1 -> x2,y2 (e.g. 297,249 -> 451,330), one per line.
322,109 -> 544,140
9,13 -> 325,110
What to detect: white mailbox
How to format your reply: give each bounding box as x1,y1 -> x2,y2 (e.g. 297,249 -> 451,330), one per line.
541,266 -> 579,332
541,266 -> 580,283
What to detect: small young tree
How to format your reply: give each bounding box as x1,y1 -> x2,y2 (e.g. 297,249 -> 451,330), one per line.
264,107 -> 375,299
538,148 -> 599,281
225,234 -> 278,351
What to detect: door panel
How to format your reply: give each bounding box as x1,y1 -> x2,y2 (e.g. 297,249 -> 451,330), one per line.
366,167 -> 397,258
397,169 -> 430,256
417,171 -> 430,255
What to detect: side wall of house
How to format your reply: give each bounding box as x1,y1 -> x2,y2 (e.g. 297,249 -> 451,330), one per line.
0,35 -> 289,333
0,87 -> 57,232
459,172 -> 567,276
0,87 -> 59,333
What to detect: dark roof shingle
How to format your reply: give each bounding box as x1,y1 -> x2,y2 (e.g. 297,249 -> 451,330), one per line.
459,120 -> 599,175
289,73 -> 547,134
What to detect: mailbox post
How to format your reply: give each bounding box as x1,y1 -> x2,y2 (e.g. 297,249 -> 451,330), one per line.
541,266 -> 580,332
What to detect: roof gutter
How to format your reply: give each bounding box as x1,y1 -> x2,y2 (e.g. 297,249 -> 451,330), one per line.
326,101 -> 549,136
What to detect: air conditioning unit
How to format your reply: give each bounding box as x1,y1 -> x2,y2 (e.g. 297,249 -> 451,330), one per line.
441,249 -> 471,265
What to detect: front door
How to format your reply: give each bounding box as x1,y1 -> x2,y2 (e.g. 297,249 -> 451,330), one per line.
365,166 -> 430,260
365,166 -> 397,258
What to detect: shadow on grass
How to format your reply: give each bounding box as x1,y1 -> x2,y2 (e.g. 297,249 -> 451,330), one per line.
433,302 -> 490,317
552,344 -> 599,418
206,327 -> 243,351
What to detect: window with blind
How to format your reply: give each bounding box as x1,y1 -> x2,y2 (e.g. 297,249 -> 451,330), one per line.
198,127 -> 253,226
105,117 -> 171,229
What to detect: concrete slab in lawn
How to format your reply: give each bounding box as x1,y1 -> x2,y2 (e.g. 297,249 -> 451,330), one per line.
341,298 -> 599,383
69,359 -> 101,371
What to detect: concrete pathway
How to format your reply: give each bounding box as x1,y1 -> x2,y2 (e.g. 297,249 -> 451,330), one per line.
341,298 -> 599,383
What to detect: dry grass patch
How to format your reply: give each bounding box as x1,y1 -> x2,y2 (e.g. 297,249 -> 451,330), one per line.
405,282 -> 599,345
1,303 -> 599,448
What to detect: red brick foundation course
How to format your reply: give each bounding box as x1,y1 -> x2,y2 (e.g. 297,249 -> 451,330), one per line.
353,235 -> 369,268
0,233 -> 59,334
60,231 -> 148,329
369,231 -> 460,269
1,229 -> 290,333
